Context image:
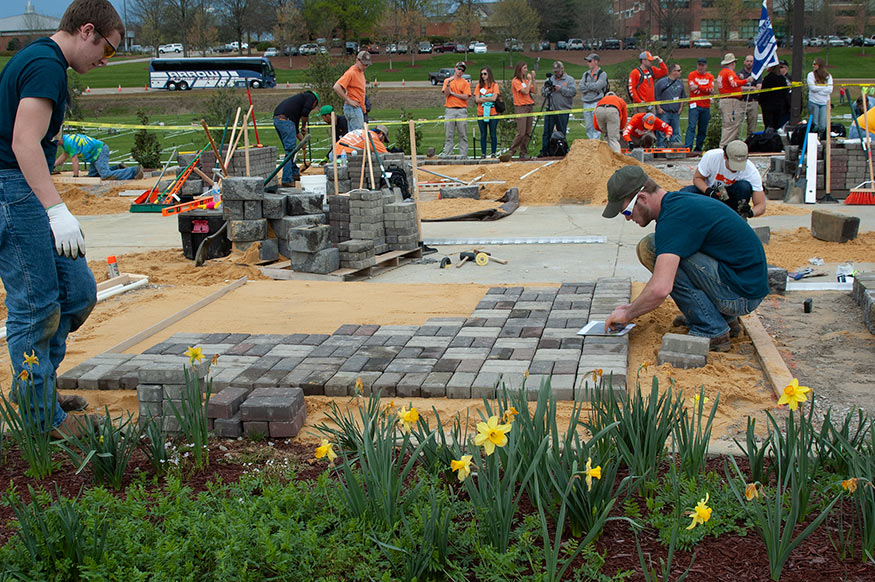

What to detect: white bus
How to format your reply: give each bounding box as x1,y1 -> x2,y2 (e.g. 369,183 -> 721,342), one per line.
149,57 -> 277,91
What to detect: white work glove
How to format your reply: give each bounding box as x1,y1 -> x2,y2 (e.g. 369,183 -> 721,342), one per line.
46,203 -> 85,259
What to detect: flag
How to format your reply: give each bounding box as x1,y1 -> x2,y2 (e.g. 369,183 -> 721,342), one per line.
752,0 -> 780,80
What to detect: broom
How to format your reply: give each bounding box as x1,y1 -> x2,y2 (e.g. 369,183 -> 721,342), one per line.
846,87 -> 875,204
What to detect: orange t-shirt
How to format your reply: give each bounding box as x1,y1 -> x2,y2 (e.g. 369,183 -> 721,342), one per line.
474,82 -> 500,116
512,77 -> 535,107
688,71 -> 715,108
337,65 -> 366,112
442,76 -> 471,108
717,67 -> 744,96
593,94 -> 628,133
334,129 -> 389,156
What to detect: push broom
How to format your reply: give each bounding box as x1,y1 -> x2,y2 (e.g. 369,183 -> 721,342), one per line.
846,87 -> 875,205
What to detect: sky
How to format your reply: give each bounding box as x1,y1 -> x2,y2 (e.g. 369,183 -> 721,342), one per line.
0,1 -> 128,21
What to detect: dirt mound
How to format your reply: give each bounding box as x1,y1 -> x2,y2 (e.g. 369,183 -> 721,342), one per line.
765,227 -> 875,270
86,249 -> 271,285
56,183 -> 132,215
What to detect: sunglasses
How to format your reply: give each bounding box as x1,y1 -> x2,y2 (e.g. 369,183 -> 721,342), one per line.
456,66 -> 465,71
95,28 -> 117,59
621,186 -> 645,217
480,72 -> 488,76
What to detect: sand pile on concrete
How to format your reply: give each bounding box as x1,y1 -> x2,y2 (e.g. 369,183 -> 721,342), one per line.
86,249 -> 271,285
765,228 -> 875,270
419,198 -> 502,219
56,183 -> 132,215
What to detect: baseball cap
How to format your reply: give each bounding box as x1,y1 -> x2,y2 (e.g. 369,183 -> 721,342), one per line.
585,53 -> 600,61
724,140 -> 749,171
604,166 -> 649,218
642,113 -> 656,130
357,50 -> 372,64
720,52 -> 737,66
697,57 -> 707,64
553,60 -> 564,71
455,61 -> 466,71
319,105 -> 333,116
778,59 -> 789,66
639,51 -> 653,61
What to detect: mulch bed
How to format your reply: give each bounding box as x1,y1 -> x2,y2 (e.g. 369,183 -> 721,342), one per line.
2,440 -> 874,581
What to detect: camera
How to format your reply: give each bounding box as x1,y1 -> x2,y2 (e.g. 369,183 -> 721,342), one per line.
543,73 -> 555,88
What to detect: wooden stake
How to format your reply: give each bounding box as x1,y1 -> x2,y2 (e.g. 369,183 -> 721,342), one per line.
358,130 -> 368,189
408,119 -> 422,241
224,107 -> 241,168
363,122 -> 376,189
243,114 -> 251,177
226,105 -> 253,171
331,112 -> 339,196
191,166 -> 215,186
826,100 -> 831,197
201,119 -> 228,176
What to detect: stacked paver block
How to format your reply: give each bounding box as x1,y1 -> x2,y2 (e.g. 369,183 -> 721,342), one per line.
337,239 -> 375,269
767,141 -> 862,200
239,387 -> 307,438
265,188 -> 336,273
853,273 -> 875,334
349,189 -> 388,254
657,333 -> 709,368
384,198 -> 419,251
577,278 -> 630,398
222,177 -> 279,261
327,194 -> 351,244
324,159 -> 352,194
767,265 -> 788,294
207,386 -> 250,437
136,359 -> 211,434
180,145 -> 278,189
439,185 -> 480,199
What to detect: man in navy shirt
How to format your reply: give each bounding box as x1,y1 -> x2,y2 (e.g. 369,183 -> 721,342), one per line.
602,166 -> 768,352
273,90 -> 319,187
0,0 -> 123,436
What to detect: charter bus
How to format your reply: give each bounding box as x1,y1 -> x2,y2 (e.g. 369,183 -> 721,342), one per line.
148,57 -> 277,91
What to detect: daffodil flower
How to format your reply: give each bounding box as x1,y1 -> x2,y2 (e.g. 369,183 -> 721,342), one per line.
524,369 -> 530,379
354,377 -> 364,394
744,482 -> 760,500
315,439 -> 337,464
686,493 -> 712,529
185,346 -> 205,364
692,393 -> 710,407
397,406 -> 419,433
502,406 -> 519,424
474,415 -> 512,456
450,455 -> 473,482
211,353 -> 219,365
843,478 -> 859,494
22,351 -> 39,368
584,457 -> 602,491
17,369 -> 29,382
777,378 -> 810,411
99,435 -> 105,445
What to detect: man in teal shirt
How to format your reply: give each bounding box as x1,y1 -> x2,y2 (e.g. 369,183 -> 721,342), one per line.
602,166 -> 768,352
55,133 -> 142,180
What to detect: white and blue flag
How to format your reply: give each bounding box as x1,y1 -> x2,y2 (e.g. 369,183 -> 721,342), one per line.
752,0 -> 780,80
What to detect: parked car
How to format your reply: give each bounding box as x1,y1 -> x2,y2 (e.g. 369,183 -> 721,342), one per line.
283,45 -> 298,56
828,36 -> 845,47
262,47 -> 278,57
623,37 -> 637,49
418,41 -> 432,53
226,41 -> 248,50
428,67 -> 471,85
568,38 -> 584,50
397,42 -> 409,54
433,42 -> 457,53
602,38 -> 621,50
677,38 -> 691,48
540,40 -> 551,50
345,41 -> 359,54
473,42 -> 487,54
385,43 -> 397,54
556,40 -> 567,50
158,43 -> 183,54
692,39 -> 713,48
504,38 -> 523,51
455,43 -> 467,53
367,43 -> 380,54
299,43 -> 318,55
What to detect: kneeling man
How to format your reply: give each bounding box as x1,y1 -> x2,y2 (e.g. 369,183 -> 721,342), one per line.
602,166 -> 768,351
682,140 -> 766,218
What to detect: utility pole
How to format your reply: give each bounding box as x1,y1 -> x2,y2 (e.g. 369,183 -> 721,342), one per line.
122,0 -> 128,51
790,0 -> 804,125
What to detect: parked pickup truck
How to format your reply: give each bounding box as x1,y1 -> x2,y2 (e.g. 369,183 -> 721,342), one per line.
428,68 -> 472,85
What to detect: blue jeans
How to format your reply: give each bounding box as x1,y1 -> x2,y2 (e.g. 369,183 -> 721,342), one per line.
478,118 -> 498,156
685,106 -> 711,151
344,104 -> 365,132
0,170 -> 97,430
637,233 -> 762,338
87,145 -> 140,180
273,117 -> 300,184
809,102 -> 828,133
681,183 -> 752,214
540,112 -> 570,156
583,103 -> 600,139
657,110 -> 681,147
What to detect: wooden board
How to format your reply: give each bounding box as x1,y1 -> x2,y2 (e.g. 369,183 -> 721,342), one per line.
261,247 -> 424,282
740,312 -> 795,401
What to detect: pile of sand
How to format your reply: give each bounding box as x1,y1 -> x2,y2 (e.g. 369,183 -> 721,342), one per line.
419,198 -> 502,220
87,249 -> 271,285
765,228 -> 875,270
56,183 -> 132,215
762,202 -> 813,216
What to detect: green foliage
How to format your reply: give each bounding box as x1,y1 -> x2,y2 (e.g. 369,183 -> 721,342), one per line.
164,366 -> 212,470
58,407 -> 141,490
130,109 -> 162,168
139,417 -> 170,475
4,485 -> 108,580
394,108 -> 422,155
674,388 -> 720,479
704,110 -> 722,151
766,395 -> 820,523
815,407 -> 871,476
304,52 -> 347,112
203,88 -> 245,128
65,70 -> 86,121
735,416 -> 771,484
0,372 -> 60,479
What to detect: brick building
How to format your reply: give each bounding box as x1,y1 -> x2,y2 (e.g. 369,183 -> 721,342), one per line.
0,1 -> 60,52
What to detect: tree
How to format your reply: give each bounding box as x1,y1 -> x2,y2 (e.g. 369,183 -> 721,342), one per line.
540,0 -> 576,42
575,0 -> 613,43
491,0 -> 540,67
454,0 -> 480,58
131,0 -> 167,57
650,0 -> 690,55
219,0 -> 252,55
713,0 -> 744,50
301,0 -> 385,39
166,0 -> 195,56
187,5 -> 218,55
274,3 -> 307,66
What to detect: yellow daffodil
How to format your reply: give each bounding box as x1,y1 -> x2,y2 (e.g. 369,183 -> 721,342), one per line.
22,351 -> 39,368
686,493 -> 712,530
584,457 -> 602,491
777,378 -> 810,411
502,406 -> 519,424
744,483 -> 760,501
474,415 -> 512,456
524,369 -> 530,379
692,393 -> 710,407
99,435 -> 105,445
592,369 -> 603,380
17,369 -> 29,381
450,455 -> 473,482
211,353 -> 219,365
642,360 -> 651,370
184,346 -> 205,364
843,478 -> 860,494
397,406 -> 419,432
354,377 -> 364,394
315,439 -> 337,464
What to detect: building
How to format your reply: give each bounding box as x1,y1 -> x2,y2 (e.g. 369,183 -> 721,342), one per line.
0,1 -> 60,52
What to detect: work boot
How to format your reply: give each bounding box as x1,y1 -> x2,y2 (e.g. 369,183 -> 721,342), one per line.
280,182 -> 296,188
727,318 -> 743,338
134,167 -> 144,180
498,153 -> 511,162
58,394 -> 89,412
50,413 -> 105,439
672,314 -> 688,328
709,332 -> 732,353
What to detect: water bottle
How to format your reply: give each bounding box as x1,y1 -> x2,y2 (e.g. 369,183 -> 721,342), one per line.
339,153 -> 347,168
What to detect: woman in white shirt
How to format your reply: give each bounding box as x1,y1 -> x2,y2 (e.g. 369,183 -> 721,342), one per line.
806,57 -> 833,134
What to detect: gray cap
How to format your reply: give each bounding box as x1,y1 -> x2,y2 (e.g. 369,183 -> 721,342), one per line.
724,140 -> 748,171
604,166 -> 649,218
585,53 -> 600,61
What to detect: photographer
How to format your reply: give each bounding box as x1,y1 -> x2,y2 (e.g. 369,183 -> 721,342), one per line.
538,61 -> 576,158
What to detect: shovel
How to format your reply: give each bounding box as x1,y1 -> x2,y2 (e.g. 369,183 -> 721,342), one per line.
784,114 -> 814,203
